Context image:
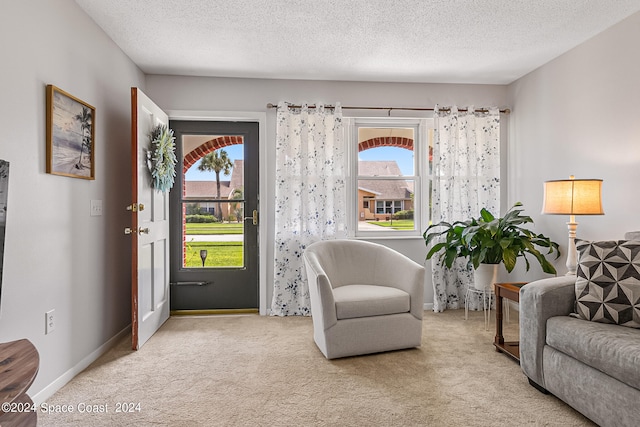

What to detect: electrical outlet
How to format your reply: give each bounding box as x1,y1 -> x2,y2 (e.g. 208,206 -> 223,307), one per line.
90,199 -> 103,216
45,309 -> 55,334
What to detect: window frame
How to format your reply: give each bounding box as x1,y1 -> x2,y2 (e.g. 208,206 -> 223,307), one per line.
347,117 -> 432,239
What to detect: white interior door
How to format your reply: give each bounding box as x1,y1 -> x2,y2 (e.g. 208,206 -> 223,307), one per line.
130,87 -> 170,350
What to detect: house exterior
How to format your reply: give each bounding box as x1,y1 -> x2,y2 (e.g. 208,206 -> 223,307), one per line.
185,159 -> 413,222
357,161 -> 413,221
184,159 -> 244,221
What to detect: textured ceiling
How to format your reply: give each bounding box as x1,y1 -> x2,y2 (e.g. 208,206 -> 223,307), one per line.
75,0 -> 640,84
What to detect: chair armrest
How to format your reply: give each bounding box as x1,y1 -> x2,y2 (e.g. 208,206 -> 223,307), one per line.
519,275 -> 576,388
303,252 -> 337,330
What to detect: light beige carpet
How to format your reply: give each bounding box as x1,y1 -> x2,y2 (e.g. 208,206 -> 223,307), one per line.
37,310 -> 594,426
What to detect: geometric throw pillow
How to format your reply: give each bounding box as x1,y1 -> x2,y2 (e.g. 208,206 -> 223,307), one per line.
574,239 -> 640,328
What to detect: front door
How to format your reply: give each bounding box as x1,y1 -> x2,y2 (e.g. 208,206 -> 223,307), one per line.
130,88 -> 170,350
169,120 -> 259,310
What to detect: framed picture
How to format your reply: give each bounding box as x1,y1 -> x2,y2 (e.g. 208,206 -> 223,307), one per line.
46,85 -> 95,179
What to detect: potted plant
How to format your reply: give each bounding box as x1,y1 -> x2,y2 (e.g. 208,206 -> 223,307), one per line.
423,202 -> 561,289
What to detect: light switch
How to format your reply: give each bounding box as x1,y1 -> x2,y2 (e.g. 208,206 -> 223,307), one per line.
90,199 -> 103,216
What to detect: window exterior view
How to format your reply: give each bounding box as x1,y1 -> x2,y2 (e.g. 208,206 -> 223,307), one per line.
358,160 -> 413,221
354,122 -> 432,235
184,159 -> 244,222
182,138 -> 245,269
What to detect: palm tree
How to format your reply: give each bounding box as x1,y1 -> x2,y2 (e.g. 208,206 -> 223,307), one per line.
198,150 -> 233,221
229,187 -> 244,223
73,107 -> 92,170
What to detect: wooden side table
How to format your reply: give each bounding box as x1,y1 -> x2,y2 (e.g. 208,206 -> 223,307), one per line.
493,282 -> 527,362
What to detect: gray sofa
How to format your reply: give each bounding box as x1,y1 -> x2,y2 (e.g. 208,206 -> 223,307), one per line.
520,238 -> 640,426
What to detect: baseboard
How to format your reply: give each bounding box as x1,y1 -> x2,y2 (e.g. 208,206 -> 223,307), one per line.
419,302 -> 515,312
171,308 -> 259,316
261,305 -> 435,315
31,324 -> 131,405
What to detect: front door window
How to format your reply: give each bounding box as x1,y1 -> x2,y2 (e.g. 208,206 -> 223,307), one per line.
182,142 -> 245,268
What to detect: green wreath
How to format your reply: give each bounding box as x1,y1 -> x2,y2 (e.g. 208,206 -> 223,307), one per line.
147,124 -> 177,192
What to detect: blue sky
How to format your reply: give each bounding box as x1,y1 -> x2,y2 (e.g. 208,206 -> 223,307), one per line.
359,147 -> 414,175
185,145 -> 244,181
185,145 -> 414,181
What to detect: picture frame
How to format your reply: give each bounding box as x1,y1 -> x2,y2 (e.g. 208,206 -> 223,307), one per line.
46,85 -> 95,180
0,159 -> 9,309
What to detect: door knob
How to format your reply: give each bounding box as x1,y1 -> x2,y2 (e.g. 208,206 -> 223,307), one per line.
125,227 -> 149,235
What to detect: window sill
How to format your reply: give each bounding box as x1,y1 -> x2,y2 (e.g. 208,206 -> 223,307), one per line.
353,234 -> 424,241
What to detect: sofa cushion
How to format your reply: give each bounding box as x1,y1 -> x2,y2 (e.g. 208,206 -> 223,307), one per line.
333,284 -> 410,320
624,231 -> 640,241
546,316 -> 640,390
574,239 -> 640,328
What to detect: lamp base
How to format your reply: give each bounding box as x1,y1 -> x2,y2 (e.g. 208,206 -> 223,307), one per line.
566,220 -> 578,276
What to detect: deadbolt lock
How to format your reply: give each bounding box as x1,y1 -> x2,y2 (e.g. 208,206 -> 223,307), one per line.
126,203 -> 145,212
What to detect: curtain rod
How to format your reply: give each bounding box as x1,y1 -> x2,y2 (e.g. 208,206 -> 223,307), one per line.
266,103 -> 510,114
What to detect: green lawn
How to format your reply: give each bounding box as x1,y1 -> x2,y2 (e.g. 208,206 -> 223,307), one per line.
185,222 -> 244,235
369,219 -> 415,230
184,241 -> 243,267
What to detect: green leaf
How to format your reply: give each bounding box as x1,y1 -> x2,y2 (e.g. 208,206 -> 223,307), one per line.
444,247 -> 458,268
480,208 -> 494,222
426,242 -> 446,260
423,202 -> 560,276
502,248 -> 517,272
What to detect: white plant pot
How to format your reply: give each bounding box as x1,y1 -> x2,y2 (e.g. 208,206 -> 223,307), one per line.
474,263 -> 500,291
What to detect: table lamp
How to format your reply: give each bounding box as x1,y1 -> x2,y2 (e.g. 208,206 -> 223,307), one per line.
542,176 -> 604,275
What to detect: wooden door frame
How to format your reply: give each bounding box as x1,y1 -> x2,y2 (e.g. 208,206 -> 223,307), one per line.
167,110 -> 268,315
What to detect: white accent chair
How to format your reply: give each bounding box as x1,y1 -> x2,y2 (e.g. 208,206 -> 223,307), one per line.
303,239 -> 425,359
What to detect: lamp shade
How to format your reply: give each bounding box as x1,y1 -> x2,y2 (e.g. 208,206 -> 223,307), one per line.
542,178 -> 604,215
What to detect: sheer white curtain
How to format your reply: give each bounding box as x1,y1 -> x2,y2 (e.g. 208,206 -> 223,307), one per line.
271,102 -> 347,316
431,106 -> 501,312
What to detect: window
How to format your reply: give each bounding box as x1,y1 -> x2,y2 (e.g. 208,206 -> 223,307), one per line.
182,141 -> 245,268
350,118 -> 433,237
376,200 -> 403,214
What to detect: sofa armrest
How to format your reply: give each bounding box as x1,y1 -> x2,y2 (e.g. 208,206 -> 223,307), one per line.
519,275 -> 576,388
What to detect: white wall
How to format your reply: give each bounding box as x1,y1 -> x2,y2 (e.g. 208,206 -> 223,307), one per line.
507,12 -> 640,281
0,0 -> 144,400
145,76 -> 509,308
